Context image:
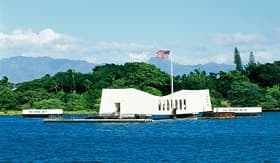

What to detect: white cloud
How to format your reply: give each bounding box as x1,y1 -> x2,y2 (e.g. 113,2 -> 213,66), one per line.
1,28 -> 278,65
0,28 -> 77,53
211,32 -> 265,45
81,42 -> 155,63
208,31 -> 280,64
250,45 -> 280,63
175,52 -> 233,65
90,42 -> 153,52
0,28 -> 155,63
128,52 -> 150,62
38,28 -> 60,44
229,44 -> 280,64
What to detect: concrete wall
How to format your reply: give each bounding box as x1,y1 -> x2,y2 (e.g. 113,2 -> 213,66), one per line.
99,88 -> 212,116
99,89 -> 158,116
162,90 -> 212,114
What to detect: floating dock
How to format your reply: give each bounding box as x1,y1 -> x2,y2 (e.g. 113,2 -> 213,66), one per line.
43,118 -> 153,123
199,112 -> 236,119
213,107 -> 262,116
22,109 -> 63,118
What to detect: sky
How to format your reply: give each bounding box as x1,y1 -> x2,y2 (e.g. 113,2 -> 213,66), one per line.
0,0 -> 280,65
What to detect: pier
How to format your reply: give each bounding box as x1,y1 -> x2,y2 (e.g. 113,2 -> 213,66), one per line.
43,118 -> 153,123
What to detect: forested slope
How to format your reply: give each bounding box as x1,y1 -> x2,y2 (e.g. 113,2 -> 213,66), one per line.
0,61 -> 280,112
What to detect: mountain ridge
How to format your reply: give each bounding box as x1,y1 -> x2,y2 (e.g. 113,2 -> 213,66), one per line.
0,56 -> 235,83
0,56 -> 95,83
147,57 -> 235,75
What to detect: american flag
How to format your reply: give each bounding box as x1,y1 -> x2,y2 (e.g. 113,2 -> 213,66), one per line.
155,50 -> 170,59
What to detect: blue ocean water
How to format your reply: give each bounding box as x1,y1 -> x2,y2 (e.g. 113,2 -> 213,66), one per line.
1,112 -> 280,162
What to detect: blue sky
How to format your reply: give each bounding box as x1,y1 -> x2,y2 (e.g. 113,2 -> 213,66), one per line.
0,0 -> 280,64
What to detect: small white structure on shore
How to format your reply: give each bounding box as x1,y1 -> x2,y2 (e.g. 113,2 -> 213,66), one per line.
99,88 -> 212,118
214,107 -> 262,116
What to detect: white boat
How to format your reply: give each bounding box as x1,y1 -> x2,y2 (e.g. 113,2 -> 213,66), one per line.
22,109 -> 63,118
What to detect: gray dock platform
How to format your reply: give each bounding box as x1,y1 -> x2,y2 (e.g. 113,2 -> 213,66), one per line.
43,118 -> 153,123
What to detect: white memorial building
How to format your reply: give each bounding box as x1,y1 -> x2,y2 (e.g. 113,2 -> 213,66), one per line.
99,88 -> 212,118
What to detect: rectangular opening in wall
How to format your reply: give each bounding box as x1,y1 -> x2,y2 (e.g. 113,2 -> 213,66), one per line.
114,102 -> 120,116
180,99 -> 182,110
167,100 -> 170,111
158,100 -> 161,111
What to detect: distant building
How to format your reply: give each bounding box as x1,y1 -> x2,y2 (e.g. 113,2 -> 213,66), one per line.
99,88 -> 212,118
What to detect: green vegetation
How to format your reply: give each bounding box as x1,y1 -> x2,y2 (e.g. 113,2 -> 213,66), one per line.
0,48 -> 280,114
234,47 -> 243,72
249,51 -> 256,65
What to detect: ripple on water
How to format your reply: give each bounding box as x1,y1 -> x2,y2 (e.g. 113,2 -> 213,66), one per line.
0,113 -> 280,162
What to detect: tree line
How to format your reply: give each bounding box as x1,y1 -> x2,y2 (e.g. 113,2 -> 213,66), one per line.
0,48 -> 279,112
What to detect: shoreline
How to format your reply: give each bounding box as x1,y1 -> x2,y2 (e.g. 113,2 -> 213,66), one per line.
261,110 -> 280,112
0,110 -> 97,116
1,110 -> 279,116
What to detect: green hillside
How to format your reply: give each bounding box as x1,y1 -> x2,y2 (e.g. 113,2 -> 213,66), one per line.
0,61 -> 280,114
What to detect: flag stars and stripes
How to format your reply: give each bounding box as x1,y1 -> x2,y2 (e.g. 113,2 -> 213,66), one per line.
155,50 -> 170,59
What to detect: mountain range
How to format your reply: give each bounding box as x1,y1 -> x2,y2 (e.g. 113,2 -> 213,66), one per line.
0,56 -> 235,83
0,56 -> 95,83
147,57 -> 235,76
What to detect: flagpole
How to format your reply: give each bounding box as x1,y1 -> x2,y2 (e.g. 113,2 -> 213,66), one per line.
170,52 -> 176,118
170,52 -> 174,115
156,49 -> 175,118
170,52 -> 174,95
